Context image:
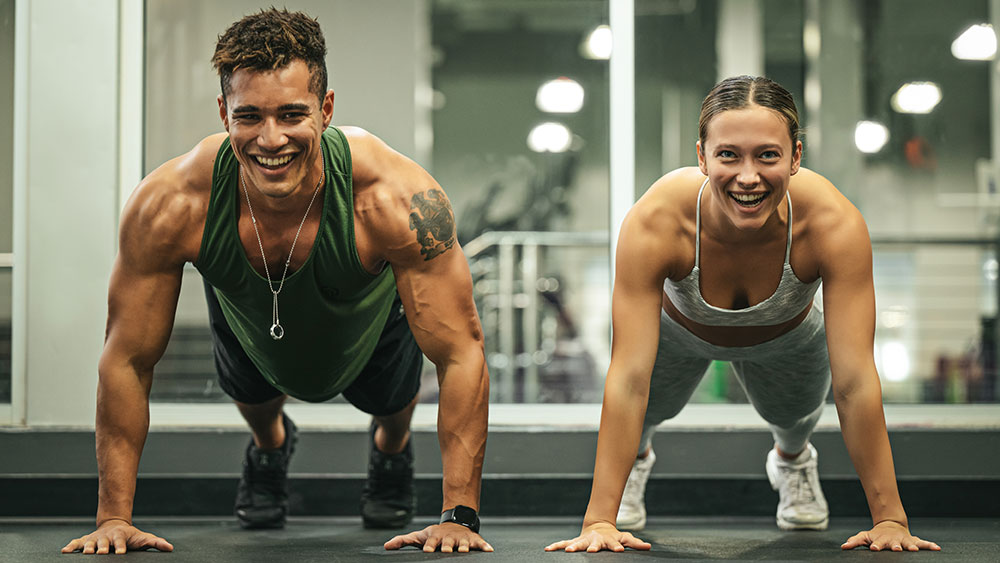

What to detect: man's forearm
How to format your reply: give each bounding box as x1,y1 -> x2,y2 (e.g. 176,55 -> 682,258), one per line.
436,359 -> 488,512
95,367 -> 153,525
835,382 -> 907,526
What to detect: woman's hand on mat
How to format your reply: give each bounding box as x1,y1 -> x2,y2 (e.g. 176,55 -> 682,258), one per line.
61,518 -> 174,554
383,522 -> 494,553
841,520 -> 941,552
544,522 -> 652,553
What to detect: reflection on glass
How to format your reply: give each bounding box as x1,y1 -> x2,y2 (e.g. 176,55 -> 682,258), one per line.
637,0 -> 997,404
144,0 -> 611,404
432,0 -> 610,403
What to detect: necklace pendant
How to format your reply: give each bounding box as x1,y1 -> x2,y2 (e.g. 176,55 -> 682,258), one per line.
269,323 -> 284,340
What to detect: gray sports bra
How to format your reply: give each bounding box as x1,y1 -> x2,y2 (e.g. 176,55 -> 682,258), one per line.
662,179 -> 821,327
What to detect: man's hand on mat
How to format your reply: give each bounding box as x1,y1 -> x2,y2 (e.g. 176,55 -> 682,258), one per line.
544,522 -> 651,553
61,518 -> 174,554
384,522 -> 493,553
841,520 -> 941,552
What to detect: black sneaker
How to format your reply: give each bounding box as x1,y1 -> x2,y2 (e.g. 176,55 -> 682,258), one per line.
360,423 -> 415,529
235,413 -> 297,529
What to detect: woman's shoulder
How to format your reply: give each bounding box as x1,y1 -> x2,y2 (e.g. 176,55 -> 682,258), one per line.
633,166 -> 705,220
789,167 -> 867,243
619,167 -> 702,277
790,168 -> 860,214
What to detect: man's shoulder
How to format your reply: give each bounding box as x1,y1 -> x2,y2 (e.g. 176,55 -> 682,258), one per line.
340,125 -> 436,208
338,126 -> 454,265
120,133 -> 228,260
143,133 -> 228,197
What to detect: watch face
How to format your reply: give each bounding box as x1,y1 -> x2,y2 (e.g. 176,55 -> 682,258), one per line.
453,505 -> 477,523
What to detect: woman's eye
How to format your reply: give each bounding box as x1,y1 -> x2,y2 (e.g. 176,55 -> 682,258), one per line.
718,150 -> 736,158
761,150 -> 780,159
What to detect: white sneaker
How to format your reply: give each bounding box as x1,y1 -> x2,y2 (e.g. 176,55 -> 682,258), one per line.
616,448 -> 656,531
765,443 -> 829,530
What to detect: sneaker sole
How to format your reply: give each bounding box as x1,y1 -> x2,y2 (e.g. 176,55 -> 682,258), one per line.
616,517 -> 646,532
776,516 -> 829,531
237,516 -> 286,530
362,514 -> 413,529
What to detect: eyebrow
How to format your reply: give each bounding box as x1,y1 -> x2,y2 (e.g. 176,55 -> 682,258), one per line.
231,103 -> 311,114
714,143 -> 784,151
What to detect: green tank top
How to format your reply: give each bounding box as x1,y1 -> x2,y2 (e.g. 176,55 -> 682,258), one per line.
195,127 -> 397,402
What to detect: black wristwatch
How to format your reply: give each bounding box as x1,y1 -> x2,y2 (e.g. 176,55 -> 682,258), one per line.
440,505 -> 480,534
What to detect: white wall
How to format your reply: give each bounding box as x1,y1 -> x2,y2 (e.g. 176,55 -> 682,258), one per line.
15,0 -> 120,425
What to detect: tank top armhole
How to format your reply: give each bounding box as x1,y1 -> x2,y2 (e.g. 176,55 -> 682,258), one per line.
194,136 -> 234,269
325,127 -> 379,280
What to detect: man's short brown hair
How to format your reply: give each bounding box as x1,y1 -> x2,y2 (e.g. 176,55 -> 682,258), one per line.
212,8 -> 328,105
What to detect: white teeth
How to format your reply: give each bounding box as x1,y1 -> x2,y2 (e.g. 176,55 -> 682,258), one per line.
255,154 -> 293,167
731,192 -> 766,204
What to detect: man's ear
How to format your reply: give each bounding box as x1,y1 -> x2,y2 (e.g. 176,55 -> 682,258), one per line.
321,90 -> 335,128
218,94 -> 229,131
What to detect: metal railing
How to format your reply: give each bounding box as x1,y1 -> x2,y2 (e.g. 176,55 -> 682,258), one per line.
464,231 -> 608,403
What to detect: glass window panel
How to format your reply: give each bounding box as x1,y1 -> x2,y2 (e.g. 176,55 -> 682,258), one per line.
432,0 -> 610,403
144,1 -> 611,404
637,0 -> 998,404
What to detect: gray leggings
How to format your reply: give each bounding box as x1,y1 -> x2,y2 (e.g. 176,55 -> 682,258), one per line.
640,304 -> 831,455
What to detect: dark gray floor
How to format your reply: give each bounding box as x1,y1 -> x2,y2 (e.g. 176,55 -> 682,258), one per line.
1,516 -> 995,562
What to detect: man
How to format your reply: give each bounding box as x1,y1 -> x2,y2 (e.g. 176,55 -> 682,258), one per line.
62,8 -> 491,555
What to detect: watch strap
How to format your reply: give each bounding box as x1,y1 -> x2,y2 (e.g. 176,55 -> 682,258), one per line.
440,505 -> 480,534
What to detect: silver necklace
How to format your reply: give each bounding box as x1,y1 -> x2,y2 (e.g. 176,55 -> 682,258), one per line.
239,148 -> 325,340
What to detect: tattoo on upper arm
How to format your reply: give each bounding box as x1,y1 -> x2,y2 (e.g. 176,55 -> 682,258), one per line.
408,189 -> 456,260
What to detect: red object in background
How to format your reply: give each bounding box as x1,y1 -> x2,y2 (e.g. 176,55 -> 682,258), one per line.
904,136 -> 937,171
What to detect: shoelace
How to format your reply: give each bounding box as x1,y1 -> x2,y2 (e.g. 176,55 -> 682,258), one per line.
782,466 -> 816,503
246,451 -> 288,496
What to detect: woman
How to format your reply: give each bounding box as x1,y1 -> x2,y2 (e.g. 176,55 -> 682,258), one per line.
545,76 -> 940,553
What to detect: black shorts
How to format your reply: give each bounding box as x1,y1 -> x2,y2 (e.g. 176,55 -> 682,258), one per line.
203,278 -> 423,416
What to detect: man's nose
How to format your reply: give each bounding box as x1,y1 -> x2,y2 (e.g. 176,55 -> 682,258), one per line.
257,118 -> 288,151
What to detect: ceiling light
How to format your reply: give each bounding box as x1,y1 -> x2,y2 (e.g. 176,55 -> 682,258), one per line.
855,121 -> 889,154
536,77 -> 585,113
952,23 -> 996,60
880,341 -> 910,382
582,25 -> 612,60
891,82 -> 941,114
527,122 -> 572,153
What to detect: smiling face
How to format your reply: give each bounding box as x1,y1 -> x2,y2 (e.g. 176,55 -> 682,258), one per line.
696,105 -> 802,232
218,59 -> 334,201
